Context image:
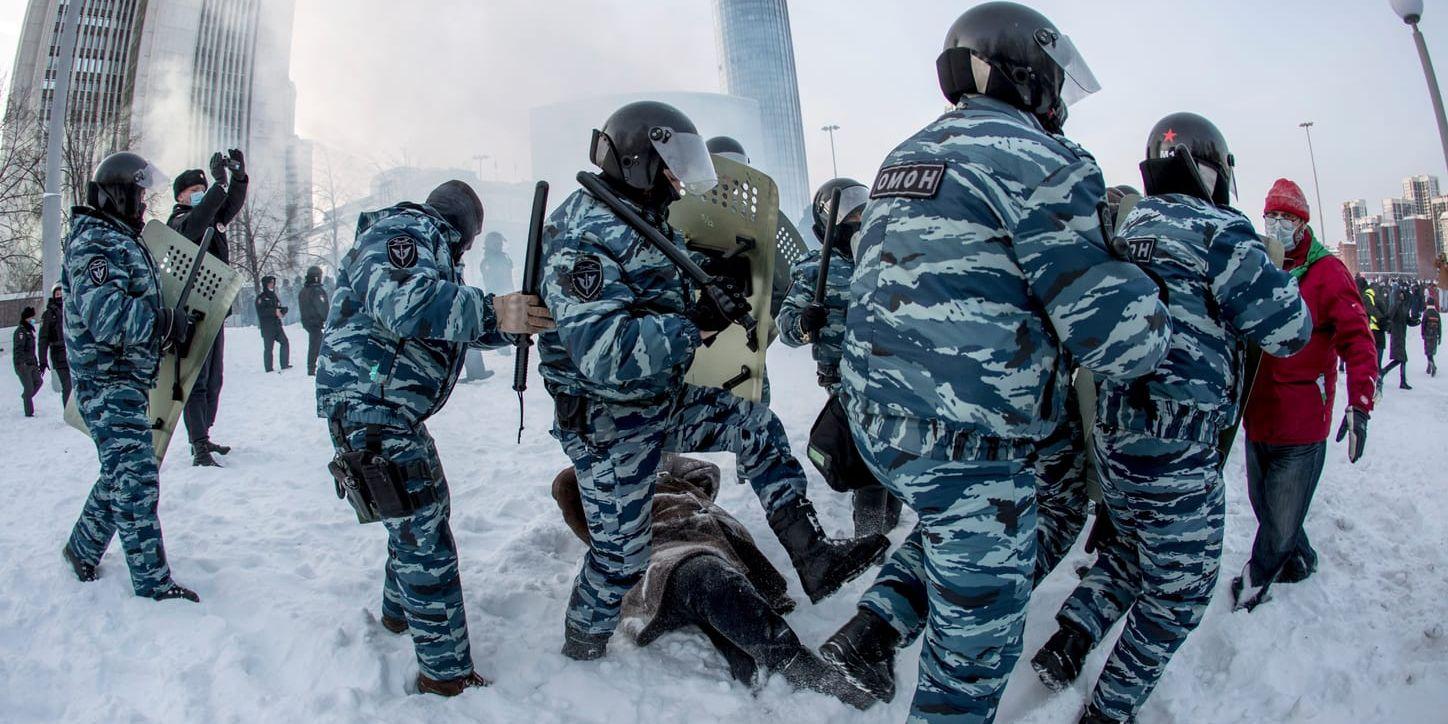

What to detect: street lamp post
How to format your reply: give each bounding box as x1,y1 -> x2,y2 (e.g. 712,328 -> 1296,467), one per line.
1392,0 -> 1448,174
41,0 -> 85,291
1298,122 -> 1329,238
821,124 -> 840,179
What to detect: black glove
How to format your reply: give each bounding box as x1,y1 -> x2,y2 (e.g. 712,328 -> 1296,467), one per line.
1334,407 -> 1369,463
799,304 -> 829,340
227,148 -> 246,180
689,290 -> 733,341
209,152 -> 229,186
154,307 -> 197,354
280,306 -> 290,315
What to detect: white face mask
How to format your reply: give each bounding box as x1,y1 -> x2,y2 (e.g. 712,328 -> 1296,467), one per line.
1266,217 -> 1301,251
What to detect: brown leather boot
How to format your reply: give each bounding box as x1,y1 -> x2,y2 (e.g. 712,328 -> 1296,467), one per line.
381,614 -> 408,635
416,672 -> 490,697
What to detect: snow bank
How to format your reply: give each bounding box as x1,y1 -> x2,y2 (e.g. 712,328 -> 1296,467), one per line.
0,325 -> 1444,723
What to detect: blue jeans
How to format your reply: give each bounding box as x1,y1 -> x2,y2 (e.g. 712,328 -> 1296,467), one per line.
1245,440 -> 1325,587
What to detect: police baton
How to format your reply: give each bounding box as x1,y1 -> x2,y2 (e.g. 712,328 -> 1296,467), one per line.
811,186 -> 843,311
168,227 -> 216,401
575,172 -> 759,350
513,180 -> 550,444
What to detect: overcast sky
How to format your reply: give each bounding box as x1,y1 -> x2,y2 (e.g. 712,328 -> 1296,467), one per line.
2,0 -> 1447,244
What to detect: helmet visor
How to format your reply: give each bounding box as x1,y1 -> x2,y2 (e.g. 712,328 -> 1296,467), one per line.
650,129 -> 718,196
134,162 -> 168,191
834,185 -> 870,224
1036,31 -> 1100,107
714,151 -> 750,165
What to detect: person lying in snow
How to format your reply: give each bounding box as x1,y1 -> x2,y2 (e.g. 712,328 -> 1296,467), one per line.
551,455 -> 877,710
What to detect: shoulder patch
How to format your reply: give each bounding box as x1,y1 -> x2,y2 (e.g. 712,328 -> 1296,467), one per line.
870,162 -> 947,200
569,255 -> 604,301
1124,237 -> 1158,264
86,257 -> 109,285
386,236 -> 418,269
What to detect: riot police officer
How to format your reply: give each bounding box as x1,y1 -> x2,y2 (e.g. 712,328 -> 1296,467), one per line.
536,100 -> 889,662
776,178 -> 902,537
60,152 -> 201,603
315,180 -> 552,696
1030,113 -> 1312,723
823,4 -> 1174,721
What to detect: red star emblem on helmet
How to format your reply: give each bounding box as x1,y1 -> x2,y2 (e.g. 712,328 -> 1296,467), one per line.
1163,129 -> 1178,144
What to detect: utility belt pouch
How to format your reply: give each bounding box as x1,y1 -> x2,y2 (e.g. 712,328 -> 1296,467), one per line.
328,422 -> 424,523
807,396 -> 873,493
554,393 -> 590,435
330,451 -> 382,525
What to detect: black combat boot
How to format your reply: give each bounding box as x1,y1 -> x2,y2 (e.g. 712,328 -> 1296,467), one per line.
1079,702 -> 1125,723
381,614 -> 408,635
192,443 -> 221,468
1031,619 -> 1094,692
778,649 -> 880,710
201,439 -> 231,456
62,545 -> 98,582
819,608 -> 900,703
417,671 -> 490,696
151,581 -> 200,603
561,626 -> 609,661
767,498 -> 889,604
851,486 -> 903,538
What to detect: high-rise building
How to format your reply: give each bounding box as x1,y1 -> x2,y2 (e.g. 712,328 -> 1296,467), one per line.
713,0 -> 810,219
1338,240 -> 1359,277
1403,174 -> 1440,217
1383,197 -> 1414,225
7,0 -> 310,265
1342,199 -> 1368,249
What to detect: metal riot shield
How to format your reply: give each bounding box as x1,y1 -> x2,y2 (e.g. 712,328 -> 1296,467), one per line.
65,220 -> 244,462
668,155 -> 780,402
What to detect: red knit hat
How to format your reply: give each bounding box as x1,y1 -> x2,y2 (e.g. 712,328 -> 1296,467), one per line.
1265,178 -> 1310,222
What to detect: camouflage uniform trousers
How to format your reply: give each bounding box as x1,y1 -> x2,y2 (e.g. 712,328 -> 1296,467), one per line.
66,381 -> 172,596
1056,428 -> 1224,722
554,383 -> 807,638
335,423 -> 474,681
852,418 -> 1087,686
852,416 -> 1037,724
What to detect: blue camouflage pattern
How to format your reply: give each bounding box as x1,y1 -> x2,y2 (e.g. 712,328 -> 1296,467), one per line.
537,188 -> 809,640
842,96 -> 1172,447
537,188 -> 701,404
1048,193 -> 1313,721
776,248 -> 852,388
1057,431 -> 1224,722
1033,397 -> 1089,583
316,203 -> 509,428
337,424 -> 474,681
59,209 -> 172,596
839,97 -> 1172,723
1097,195 -> 1313,444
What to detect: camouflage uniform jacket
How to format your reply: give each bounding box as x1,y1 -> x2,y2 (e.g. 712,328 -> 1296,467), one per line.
316,203 -> 508,428
1100,194 -> 1312,443
841,96 -> 1172,447
776,248 -> 852,387
60,207 -> 164,387
537,187 -> 703,404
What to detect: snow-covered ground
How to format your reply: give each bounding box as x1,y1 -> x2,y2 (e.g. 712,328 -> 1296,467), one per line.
0,324 -> 1445,723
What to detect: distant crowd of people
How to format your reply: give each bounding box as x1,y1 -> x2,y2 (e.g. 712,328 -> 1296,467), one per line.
1357,276 -> 1441,389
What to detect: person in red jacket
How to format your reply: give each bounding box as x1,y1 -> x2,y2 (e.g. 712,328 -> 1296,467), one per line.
1235,179 -> 1378,611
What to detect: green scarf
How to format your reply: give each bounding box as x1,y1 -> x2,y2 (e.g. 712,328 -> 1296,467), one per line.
1289,227 -> 1331,280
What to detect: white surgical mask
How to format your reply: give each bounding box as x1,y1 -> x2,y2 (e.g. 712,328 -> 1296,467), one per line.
189,191 -> 206,206
1266,217 -> 1300,251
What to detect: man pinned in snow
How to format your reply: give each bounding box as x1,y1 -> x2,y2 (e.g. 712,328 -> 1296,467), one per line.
1029,114 -> 1313,723
315,180 -> 553,696
775,177 -> 903,538
536,100 -> 888,663
1233,178 -> 1377,612
551,456 -> 879,710
60,152 -> 201,603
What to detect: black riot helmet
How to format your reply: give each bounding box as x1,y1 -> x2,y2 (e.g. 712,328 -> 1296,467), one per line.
706,136 -> 750,165
306,266 -> 322,283
810,178 -> 870,252
935,2 -> 1100,133
1140,113 -> 1236,206
425,180 -> 485,259
87,152 -> 164,229
591,101 -> 718,207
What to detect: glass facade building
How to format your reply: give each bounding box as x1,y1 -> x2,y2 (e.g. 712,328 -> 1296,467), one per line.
713,0 -> 810,219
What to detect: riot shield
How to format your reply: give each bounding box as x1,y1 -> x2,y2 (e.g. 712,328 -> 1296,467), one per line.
668,155 -> 780,402
65,220 -> 244,462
